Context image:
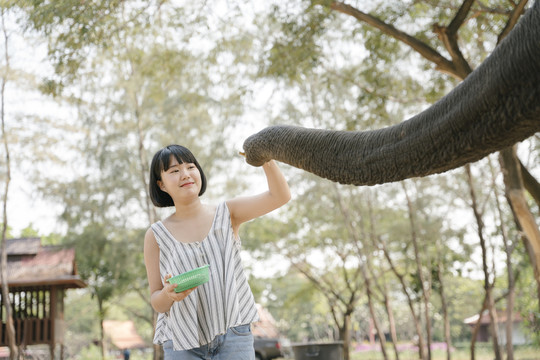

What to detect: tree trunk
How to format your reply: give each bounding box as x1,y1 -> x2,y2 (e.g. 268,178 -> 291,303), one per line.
366,286 -> 388,360
520,161 -> 540,212
437,257 -> 452,360
523,237 -> 540,311
490,156 -> 516,360
339,313 -> 352,360
383,293 -> 401,360
118,29 -> 162,360
380,240 -> 427,360
98,297 -> 106,360
486,293 -> 502,360
500,147 -> 540,310
131,73 -> 156,226
470,296 -> 488,360
505,277 -> 515,360
131,67 -> 161,360
402,183 -> 432,360
362,191 -> 400,360
0,253 -> 17,359
331,188 -> 370,360
291,256 -> 358,360
0,10 -> 17,358
465,164 -> 502,360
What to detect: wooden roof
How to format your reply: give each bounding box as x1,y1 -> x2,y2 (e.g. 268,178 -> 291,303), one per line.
7,237 -> 41,255
3,238 -> 86,289
464,310 -> 523,325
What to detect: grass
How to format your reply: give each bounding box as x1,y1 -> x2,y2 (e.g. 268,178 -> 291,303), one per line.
277,344 -> 540,360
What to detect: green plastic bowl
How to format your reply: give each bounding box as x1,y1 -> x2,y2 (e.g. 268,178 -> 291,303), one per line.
167,264 -> 210,293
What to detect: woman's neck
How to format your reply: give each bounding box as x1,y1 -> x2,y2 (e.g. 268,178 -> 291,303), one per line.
172,199 -> 204,219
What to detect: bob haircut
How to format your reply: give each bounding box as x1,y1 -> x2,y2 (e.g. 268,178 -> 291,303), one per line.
149,145 -> 207,207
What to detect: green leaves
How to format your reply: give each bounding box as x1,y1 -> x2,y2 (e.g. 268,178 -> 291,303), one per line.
260,2 -> 331,81
17,0 -> 160,88
68,223 -> 144,306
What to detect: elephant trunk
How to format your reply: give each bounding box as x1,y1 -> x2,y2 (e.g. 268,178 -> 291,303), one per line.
243,1 -> 540,186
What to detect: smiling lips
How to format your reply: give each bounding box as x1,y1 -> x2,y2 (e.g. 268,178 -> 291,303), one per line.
181,182 -> 195,187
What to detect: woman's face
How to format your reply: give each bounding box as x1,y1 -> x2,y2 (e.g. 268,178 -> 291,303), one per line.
158,156 -> 202,201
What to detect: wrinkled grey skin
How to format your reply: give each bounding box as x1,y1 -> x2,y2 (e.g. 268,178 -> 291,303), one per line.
243,1 -> 540,186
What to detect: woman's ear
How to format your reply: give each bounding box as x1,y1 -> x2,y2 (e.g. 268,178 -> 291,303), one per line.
157,180 -> 167,192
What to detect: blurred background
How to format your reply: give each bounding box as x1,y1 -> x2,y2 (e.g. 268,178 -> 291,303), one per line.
1,1 -> 539,359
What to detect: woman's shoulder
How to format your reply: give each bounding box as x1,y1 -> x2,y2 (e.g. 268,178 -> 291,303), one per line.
145,221 -> 171,248
146,220 -> 167,239
147,219 -> 164,233
144,226 -> 157,246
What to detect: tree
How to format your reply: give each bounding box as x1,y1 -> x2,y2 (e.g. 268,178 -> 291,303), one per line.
463,163 -> 502,360
0,6 -> 17,359
67,224 -> 138,358
244,178 -> 369,360
255,0 -> 539,356
261,0 -> 540,306
489,156 -> 517,360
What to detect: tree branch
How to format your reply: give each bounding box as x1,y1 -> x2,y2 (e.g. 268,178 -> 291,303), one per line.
330,1 -> 459,77
292,261 -> 345,305
520,160 -> 540,211
432,0 -> 475,79
498,0 -> 529,43
500,147 -> 540,287
448,0 -> 476,33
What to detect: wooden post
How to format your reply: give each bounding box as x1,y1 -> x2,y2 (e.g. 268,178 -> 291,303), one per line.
50,287 -> 57,360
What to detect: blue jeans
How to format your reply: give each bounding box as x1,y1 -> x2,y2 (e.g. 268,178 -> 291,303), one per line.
163,324 -> 255,360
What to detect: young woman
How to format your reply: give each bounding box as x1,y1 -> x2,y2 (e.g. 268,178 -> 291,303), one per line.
144,144 -> 290,360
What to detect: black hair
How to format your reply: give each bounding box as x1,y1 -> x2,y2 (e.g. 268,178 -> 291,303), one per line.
149,145 -> 207,207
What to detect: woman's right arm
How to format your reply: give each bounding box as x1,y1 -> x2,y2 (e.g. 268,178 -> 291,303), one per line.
144,228 -> 196,313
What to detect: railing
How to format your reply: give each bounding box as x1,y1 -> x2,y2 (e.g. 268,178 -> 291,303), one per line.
0,318 -> 52,346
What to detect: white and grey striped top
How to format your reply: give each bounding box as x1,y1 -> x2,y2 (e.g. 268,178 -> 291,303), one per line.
151,202 -> 259,351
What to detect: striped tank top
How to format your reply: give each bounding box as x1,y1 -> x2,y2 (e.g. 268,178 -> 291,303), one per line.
150,202 -> 259,351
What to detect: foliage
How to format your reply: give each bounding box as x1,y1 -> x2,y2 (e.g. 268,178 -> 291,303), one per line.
6,2 -> 266,358
0,223 -> 13,238
250,2 -> 539,358
64,289 -> 101,356
76,344 -> 106,360
515,256 -> 540,345
15,0 -> 154,92
261,3 -> 331,81
349,344 -> 540,360
67,224 -> 140,301
2,1 -> 539,359
254,268 -> 338,342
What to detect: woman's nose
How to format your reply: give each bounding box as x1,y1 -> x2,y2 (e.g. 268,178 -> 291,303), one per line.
180,169 -> 190,179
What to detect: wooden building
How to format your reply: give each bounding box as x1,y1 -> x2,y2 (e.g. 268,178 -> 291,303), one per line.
1,237 -> 85,358
464,310 -> 529,345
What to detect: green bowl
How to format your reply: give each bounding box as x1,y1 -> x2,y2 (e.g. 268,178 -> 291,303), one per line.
167,264 -> 210,293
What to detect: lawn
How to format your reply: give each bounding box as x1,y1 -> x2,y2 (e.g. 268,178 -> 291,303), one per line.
277,344 -> 540,360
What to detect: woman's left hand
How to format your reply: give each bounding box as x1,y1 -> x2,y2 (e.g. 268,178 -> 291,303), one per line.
162,274 -> 197,302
